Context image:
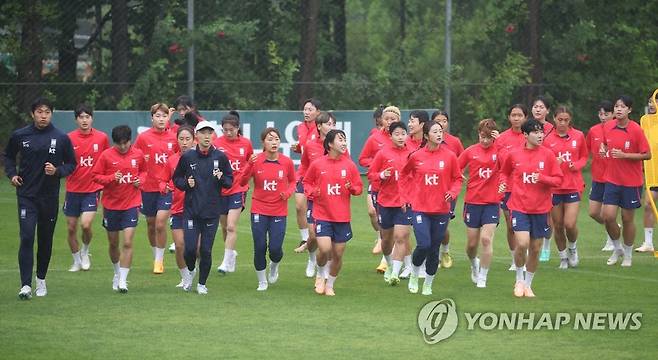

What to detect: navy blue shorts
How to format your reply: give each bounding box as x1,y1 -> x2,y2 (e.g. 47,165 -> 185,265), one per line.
103,207 -> 139,232
511,210 -> 550,239
306,200 -> 314,224
63,191 -> 99,217
140,191 -> 172,217
552,192 -> 581,206
589,181 -> 606,202
170,213 -> 183,230
315,220 -> 353,243
412,212 -> 450,250
463,203 -> 500,228
251,213 -> 287,243
221,192 -> 245,214
500,192 -> 512,211
296,179 -> 304,194
603,183 -> 642,209
377,205 -> 412,229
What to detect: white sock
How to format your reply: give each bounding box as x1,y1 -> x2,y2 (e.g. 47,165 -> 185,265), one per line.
317,265 -> 327,279
81,243 -> 90,255
300,228 -> 309,242
606,233 -> 613,244
480,267 -> 489,279
442,243 -> 450,253
510,249 -> 516,266
308,250 -> 317,263
179,268 -> 186,280
72,251 -> 82,264
644,228 -> 654,246
612,239 -> 622,250
155,247 -> 165,262
515,267 -> 524,282
392,260 -> 403,276
424,274 -> 435,287
256,269 -> 267,283
325,260 -> 332,279
270,261 -> 280,273
231,249 -> 238,261
112,262 -> 120,275
412,265 -> 420,276
542,238 -> 550,251
326,275 -> 337,289
623,244 -> 633,258
403,255 -> 412,268
469,256 -> 478,269
222,249 -> 231,265
380,255 -> 386,264
525,271 -> 534,288
151,246 -> 157,258
568,241 -> 577,250
119,267 -> 130,283
558,250 -> 567,260
384,255 -> 391,266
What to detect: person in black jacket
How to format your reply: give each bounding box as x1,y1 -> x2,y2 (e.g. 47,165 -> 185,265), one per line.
173,121 -> 233,294
4,97 -> 77,299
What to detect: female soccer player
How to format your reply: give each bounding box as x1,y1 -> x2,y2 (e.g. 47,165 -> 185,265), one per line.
92,125 -> 147,293
431,111 -> 464,269
64,104 -> 109,272
292,98 -> 321,253
544,106 -> 587,269
164,126 -> 195,287
304,129 -> 363,296
368,121 -> 412,286
600,95 -> 651,267
173,121 -> 233,294
586,100 -> 614,251
401,121 -> 462,296
407,110 -> 429,150
240,128 -> 296,291
495,104 -> 529,270
213,112 -> 254,274
531,96 -> 555,262
458,119 -> 500,288
134,103 -> 178,274
367,106 -> 386,255
500,118 -> 562,298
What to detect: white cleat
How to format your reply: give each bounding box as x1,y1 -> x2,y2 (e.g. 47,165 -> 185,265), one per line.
217,262 -> 229,275
601,242 -> 614,251
35,278 -> 47,297
257,281 -> 268,291
80,253 -> 91,271
175,279 -> 184,288
118,279 -> 128,293
607,249 -> 624,265
305,259 -> 316,278
558,259 -> 568,270
196,284 -> 208,295
18,285 -> 32,300
470,258 -> 480,284
68,262 -> 82,272
476,275 -> 487,288
112,274 -> 119,291
268,265 -> 279,284
621,257 -> 632,267
399,267 -> 411,279
635,244 -> 655,253
567,248 -> 579,267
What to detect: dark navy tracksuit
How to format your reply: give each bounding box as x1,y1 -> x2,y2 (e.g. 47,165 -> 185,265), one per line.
173,146 -> 233,285
4,123 -> 76,287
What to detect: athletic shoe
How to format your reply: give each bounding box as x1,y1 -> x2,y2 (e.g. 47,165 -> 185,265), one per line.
539,249 -> 550,262
268,265 -> 279,284
35,278 -> 47,297
567,248 -> 579,267
408,274 -> 419,294
621,257 -> 632,267
508,263 -> 515,271
376,260 -> 387,274
80,253 -> 91,270
399,267 -> 411,279
470,258 -> 480,284
558,259 -> 568,270
217,262 -> 229,275
314,278 -> 326,295
112,274 -> 119,291
294,241 -> 308,253
607,249 -> 624,265
476,275 -> 487,288
523,287 -> 536,298
389,274 -> 400,286
601,241 -> 614,251
440,252 -> 453,268
257,281 -> 268,291
305,259 -> 316,278
196,284 -> 208,295
68,262 -> 82,272
513,281 -> 525,298
168,242 -> 176,253
421,281 -> 433,296
118,279 -> 128,293
383,265 -> 392,284
635,244 -> 655,253
18,285 -> 32,300
153,260 -> 164,274
228,251 -> 238,273
183,268 -> 195,292
372,238 -> 382,255
175,279 -> 184,288
324,287 -> 336,296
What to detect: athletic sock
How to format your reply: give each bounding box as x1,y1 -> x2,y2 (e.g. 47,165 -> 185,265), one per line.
270,261 -> 280,273
256,270 -> 267,283
568,241 -> 577,250
612,239 -> 622,251
384,255 -> 391,266
510,249 -> 516,267
155,247 -> 165,262
645,228 -> 654,246
81,243 -> 90,255
469,256 -> 478,269
308,249 -> 317,263
112,262 -> 120,275
542,238 -> 550,252
179,268 -> 186,280
480,267 -> 489,279
424,274 -> 435,288
412,265 -> 421,276
515,267 -> 524,282
623,244 -> 633,258
72,251 -> 82,264
119,267 -> 130,283
151,246 -> 157,259
300,228 -> 309,242
442,243 -> 450,254
558,250 -> 567,260
222,249 -> 231,265
525,271 -> 534,288
325,260 -> 332,279
403,255 -> 412,268
326,275 -> 337,289
317,265 -> 327,279
391,260 -> 403,276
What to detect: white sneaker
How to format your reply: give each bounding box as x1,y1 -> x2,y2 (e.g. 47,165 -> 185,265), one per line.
196,284 -> 208,295
80,252 -> 91,270
635,244 -> 655,253
217,262 -> 229,274
508,263 -> 516,271
228,251 -> 238,273
601,241 -> 614,251
68,262 -> 82,272
621,256 -> 632,267
567,248 -> 579,267
558,259 -> 568,270
470,258 -> 480,284
118,279 -> 128,293
257,281 -> 268,291
168,242 -> 176,253
399,267 -> 411,279
607,249 -> 624,265
305,259 -> 316,278
175,279 -> 184,288
183,268 -> 195,292
112,274 -> 119,291
35,278 -> 47,297
18,285 -> 32,300
268,265 -> 279,284
476,274 -> 487,288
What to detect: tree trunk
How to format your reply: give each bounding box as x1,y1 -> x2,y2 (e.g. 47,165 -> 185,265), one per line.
296,0 -> 320,107
15,0 -> 43,117
111,0 -> 129,105
523,0 -> 542,104
333,0 -> 347,74
57,0 -> 80,109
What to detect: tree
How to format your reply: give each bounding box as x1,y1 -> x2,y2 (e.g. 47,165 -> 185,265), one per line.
15,0 -> 43,116
296,0 -> 321,107
111,0 -> 129,104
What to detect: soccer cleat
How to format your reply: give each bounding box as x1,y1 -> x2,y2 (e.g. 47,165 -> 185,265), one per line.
421,282 -> 433,296
153,260 -> 164,274
324,287 -> 336,296
523,286 -> 536,298
383,265 -> 392,284
112,274 -> 119,291
294,241 -> 308,253
399,267 -> 411,279
539,249 -> 550,262
268,265 -> 279,284
168,242 -> 176,253
18,285 -> 32,300
389,274 -> 400,286
567,248 -> 579,267
470,258 -> 480,284
35,278 -> 47,297
376,260 -> 387,274
196,284 -> 208,295
68,262 -> 82,272
314,278 -> 326,295
118,279 -> 128,294
305,259 -> 316,278
228,251 -> 238,273
635,244 -> 655,253
558,259 -> 568,270
440,252 -> 453,269
513,281 -> 525,298
80,253 -> 91,271
621,257 -> 632,267
372,238 -> 382,255
607,249 -> 624,265
408,274 -> 419,294
257,281 -> 268,291
476,275 -> 487,288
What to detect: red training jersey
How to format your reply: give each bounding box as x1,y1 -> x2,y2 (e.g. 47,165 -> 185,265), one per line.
213,135 -> 254,195
367,143 -> 411,207
544,128 -> 587,194
585,122 -> 608,183
133,128 -> 179,193
458,143 -> 501,205
297,137 -> 324,181
164,152 -> 184,215
66,128 -> 110,193
240,153 -> 296,216
294,120 -> 319,153
442,133 -> 464,157
601,119 -> 650,187
495,128 -> 526,188
92,146 -> 147,210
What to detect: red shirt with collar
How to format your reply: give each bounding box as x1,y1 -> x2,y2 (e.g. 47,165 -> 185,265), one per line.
544,128 -> 588,193
601,119 -> 649,187
213,135 -> 254,195
92,146 -> 147,210
367,143 -> 411,207
66,128 -> 110,193
458,143 -> 501,204
585,122 -> 607,183
133,128 -> 179,193
240,153 -> 296,216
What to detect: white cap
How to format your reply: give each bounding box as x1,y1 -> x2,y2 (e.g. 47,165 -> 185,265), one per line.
194,120 -> 216,133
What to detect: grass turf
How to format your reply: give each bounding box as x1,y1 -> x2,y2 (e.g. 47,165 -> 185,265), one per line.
0,174 -> 656,359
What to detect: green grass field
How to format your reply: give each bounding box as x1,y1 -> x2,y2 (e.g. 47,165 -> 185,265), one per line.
0,174 -> 656,359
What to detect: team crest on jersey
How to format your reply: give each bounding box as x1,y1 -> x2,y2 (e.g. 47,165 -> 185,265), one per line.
571,140 -> 577,148
341,169 -> 347,178
624,141 -> 630,150
167,142 -> 173,151
239,148 -> 245,155
131,159 -> 137,167
439,161 -> 445,169
492,154 -> 497,162
93,143 -> 99,152
278,170 -> 284,179
539,161 -> 545,170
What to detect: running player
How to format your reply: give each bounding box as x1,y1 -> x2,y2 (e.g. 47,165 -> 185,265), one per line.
458,119 -> 500,288
304,129 -> 363,296
499,118 -> 563,298
401,121 -> 462,296
214,112 -> 254,274
92,125 -> 147,293
586,100 -> 614,251
134,103 -> 178,274
431,111 -> 464,269
368,106 -> 386,256
600,95 -> 651,267
544,106 -> 587,269
531,96 -> 555,262
638,95 -> 658,253
64,104 -> 110,272
240,128 -> 296,291
4,97 -> 77,299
